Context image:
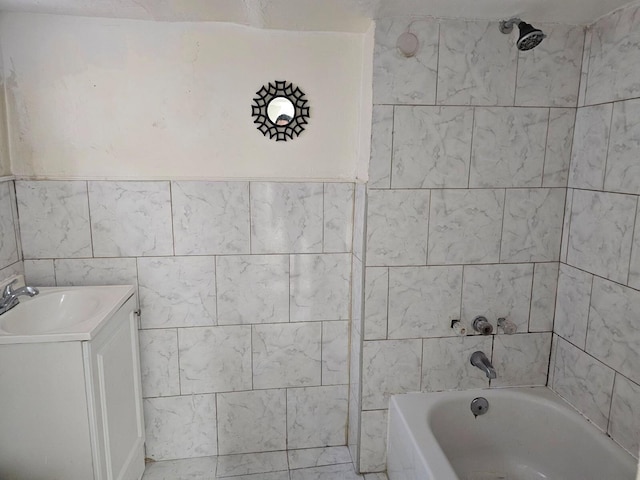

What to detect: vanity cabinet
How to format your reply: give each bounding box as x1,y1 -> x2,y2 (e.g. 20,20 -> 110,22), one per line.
0,293 -> 145,480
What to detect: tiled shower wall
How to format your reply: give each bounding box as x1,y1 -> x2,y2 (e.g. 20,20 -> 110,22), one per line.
17,179 -> 354,460
551,1 -> 640,458
0,178 -> 23,280
353,18 -> 585,472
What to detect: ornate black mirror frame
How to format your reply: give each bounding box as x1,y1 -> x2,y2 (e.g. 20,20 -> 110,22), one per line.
251,80 -> 310,142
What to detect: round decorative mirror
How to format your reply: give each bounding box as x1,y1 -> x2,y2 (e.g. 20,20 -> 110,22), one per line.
252,81 -> 310,141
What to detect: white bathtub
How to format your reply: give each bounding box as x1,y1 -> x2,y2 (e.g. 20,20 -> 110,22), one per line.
387,387 -> 637,480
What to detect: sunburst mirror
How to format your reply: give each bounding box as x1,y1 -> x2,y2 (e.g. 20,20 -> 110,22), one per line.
251,81 -> 310,142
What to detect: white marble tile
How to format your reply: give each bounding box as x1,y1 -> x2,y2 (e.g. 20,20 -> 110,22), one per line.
352,184 -> 366,261
364,267 -> 388,340
391,106 -> 473,188
543,109 -> 575,187
422,336 -> 493,391
324,183 -> 354,253
359,410 -> 388,473
0,261 -> 23,283
16,180 -> 92,259
7,182 -> 22,266
217,389 -> 286,455
470,107 -> 548,188
216,255 -> 289,325
373,17 -> 439,105
322,321 -> 349,385
500,188 -> 565,263
492,333 -> 552,387
577,28 -> 592,108
139,329 -> 180,398
290,254 -> 351,322
554,264 -> 592,348
364,474 -> 388,480
142,456 -> 216,480
171,181 -> 250,255
351,255 -> 363,337
216,451 -> 288,477
567,190 -> 636,284
587,278 -> 640,386
54,257 -> 137,287
387,266 -> 462,339
366,190 -> 429,267
428,189 -> 504,264
552,337 -> 615,431
604,98 -> 640,195
23,259 -> 55,286
250,182 -> 323,254
568,104 -> 612,190
369,106 -> 393,189
287,385 -> 348,449
0,182 -> 18,269
547,334 -> 559,387
437,20 -> 516,106
362,339 -> 422,410
348,383 -> 360,469
515,24 -> 584,107
529,263 -> 559,332
144,394 -> 217,460
609,374 -> 640,456
560,188 -> 573,263
252,323 -> 322,389
629,206 -> 640,290
138,256 -> 216,329
224,472 -> 289,480
461,264 -> 533,332
89,181 -> 173,257
178,325 -> 252,394
287,447 -> 352,470
291,463 -> 361,480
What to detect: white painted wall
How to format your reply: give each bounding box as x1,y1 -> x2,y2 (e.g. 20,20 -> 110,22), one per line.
1,12 -> 370,181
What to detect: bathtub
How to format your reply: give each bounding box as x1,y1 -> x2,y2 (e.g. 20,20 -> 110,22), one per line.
387,387 -> 637,480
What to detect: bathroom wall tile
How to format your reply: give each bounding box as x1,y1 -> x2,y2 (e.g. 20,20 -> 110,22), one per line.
604,99 -> 640,195
252,323 -> 322,389
492,333 -> 552,387
16,180 -> 92,259
373,17 -> 439,105
287,446 -> 352,470
552,337 -> 615,431
560,188 -> 573,263
323,183 -> 354,253
391,106 -> 473,188
366,190 -> 429,266
359,410 -> 388,473
178,325 -> 252,394
142,456 -> 217,479
587,278 -> 640,385
421,336 -> 493,391
89,181 -> 173,257
352,183 -> 367,261
470,107 -> 548,188
461,263 -> 533,331
437,20 -> 517,106
348,382 -> 361,468
144,394 -> 217,460
290,253 -> 351,321
217,389 -> 286,455
554,264 -> 592,348
364,267 -> 388,340
139,329 -> 180,398
364,474 -> 389,480
138,256 -> 216,329
515,24 -> 584,107
529,262 -> 559,332
567,190 -> 636,284
171,181 -> 250,255
351,255 -> 363,338
500,188 -> 565,263
361,339 -> 422,410
428,189 -> 503,264
586,3 -> 640,105
387,266 -> 462,339
547,334 -> 559,387
0,261 -> 23,283
0,182 -> 18,269
291,463 -> 361,480
577,28 -> 592,107
216,451 -> 288,477
609,374 -> 640,455
216,255 -> 289,325
568,103 -> 612,190
543,109 -> 576,187
250,182 -> 323,254
23,259 -> 55,286
287,385 -> 348,449
322,321 -> 349,385
54,257 -> 138,287
369,106 -> 393,189
7,182 -> 22,264
629,206 -> 640,290
223,472 -> 289,480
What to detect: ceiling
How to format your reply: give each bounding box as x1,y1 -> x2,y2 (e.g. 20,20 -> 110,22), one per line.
0,0 -> 634,32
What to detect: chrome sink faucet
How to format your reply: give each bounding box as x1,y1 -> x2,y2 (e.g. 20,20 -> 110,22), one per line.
470,351 -> 497,379
0,279 -> 39,315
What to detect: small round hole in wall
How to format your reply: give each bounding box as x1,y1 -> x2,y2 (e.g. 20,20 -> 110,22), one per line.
251,80 -> 310,142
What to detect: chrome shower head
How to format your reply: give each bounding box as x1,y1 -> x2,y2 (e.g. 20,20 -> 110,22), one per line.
499,18 -> 546,51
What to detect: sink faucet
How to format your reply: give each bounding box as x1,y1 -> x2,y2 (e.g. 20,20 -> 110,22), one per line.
470,351 -> 497,379
0,279 -> 39,315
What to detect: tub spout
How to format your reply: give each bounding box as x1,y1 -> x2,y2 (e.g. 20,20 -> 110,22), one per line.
470,351 -> 496,379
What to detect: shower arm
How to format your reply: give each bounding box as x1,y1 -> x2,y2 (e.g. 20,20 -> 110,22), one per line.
499,17 -> 522,34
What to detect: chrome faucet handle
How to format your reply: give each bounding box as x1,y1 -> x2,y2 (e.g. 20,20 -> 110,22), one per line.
1,279 -> 18,298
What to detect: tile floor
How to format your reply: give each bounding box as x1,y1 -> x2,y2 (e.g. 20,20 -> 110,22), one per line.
142,447 -> 387,480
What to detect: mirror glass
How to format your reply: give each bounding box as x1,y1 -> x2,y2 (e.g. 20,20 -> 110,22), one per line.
267,97 -> 295,126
